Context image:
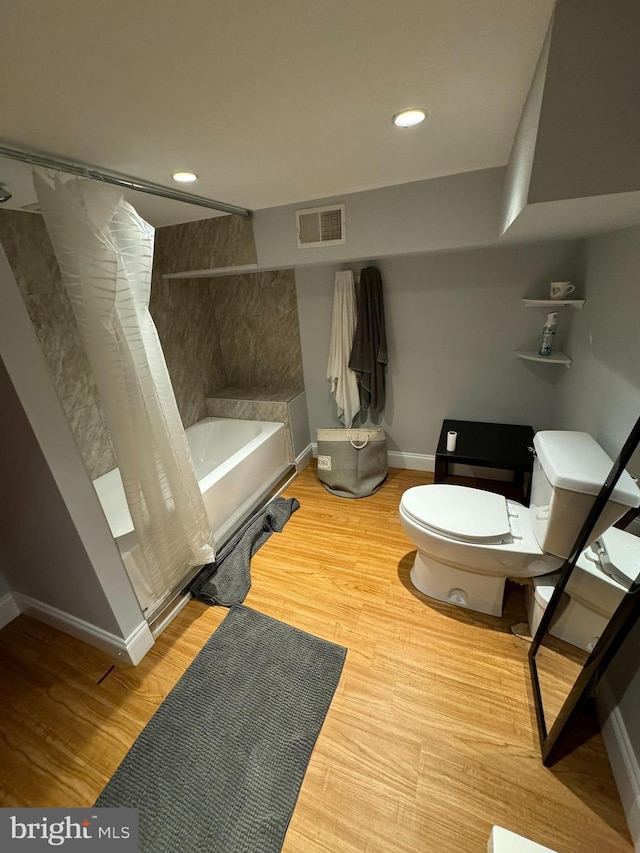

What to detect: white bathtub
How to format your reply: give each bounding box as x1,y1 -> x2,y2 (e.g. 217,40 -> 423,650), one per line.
93,417 -> 290,616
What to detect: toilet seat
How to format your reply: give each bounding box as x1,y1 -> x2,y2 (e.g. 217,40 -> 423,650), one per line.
400,485 -> 512,545
567,527 -> 639,616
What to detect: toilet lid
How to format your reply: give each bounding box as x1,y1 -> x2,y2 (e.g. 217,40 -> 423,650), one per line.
579,527 -> 640,589
596,527 -> 640,586
401,485 -> 511,543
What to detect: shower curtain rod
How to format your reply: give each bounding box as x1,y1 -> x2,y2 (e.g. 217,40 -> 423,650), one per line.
0,143 -> 251,218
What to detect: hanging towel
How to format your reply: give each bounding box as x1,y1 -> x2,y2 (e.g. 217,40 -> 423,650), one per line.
327,270 -> 360,427
349,267 -> 388,418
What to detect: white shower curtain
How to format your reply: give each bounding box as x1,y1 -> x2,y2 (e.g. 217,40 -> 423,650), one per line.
34,173 -> 215,600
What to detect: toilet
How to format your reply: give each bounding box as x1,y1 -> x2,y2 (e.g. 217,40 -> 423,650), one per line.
399,431 -> 640,616
527,525 -> 640,652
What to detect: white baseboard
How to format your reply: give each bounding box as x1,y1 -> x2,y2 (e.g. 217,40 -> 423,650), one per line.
149,592 -> 192,639
310,443 -> 435,473
387,451 -> 435,472
597,680 -> 640,850
295,443 -> 314,472
0,591 -> 20,629
309,442 -> 516,480
13,592 -> 154,666
124,619 -> 156,665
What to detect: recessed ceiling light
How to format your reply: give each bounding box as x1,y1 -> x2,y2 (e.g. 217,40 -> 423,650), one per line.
392,108 -> 427,128
171,170 -> 198,183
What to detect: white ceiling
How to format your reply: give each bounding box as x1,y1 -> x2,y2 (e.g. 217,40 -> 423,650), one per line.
0,0 -> 554,225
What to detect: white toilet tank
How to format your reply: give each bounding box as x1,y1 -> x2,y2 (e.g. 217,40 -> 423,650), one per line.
530,431 -> 640,559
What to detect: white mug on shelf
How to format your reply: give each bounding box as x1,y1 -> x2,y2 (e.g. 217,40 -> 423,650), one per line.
550,281 -> 575,299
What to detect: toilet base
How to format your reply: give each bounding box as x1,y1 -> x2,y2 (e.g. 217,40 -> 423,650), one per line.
550,598 -> 610,653
525,578 -> 609,653
409,551 -> 506,617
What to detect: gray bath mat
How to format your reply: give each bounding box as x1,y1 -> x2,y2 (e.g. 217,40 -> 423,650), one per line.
190,496 -> 300,606
97,605 -> 346,853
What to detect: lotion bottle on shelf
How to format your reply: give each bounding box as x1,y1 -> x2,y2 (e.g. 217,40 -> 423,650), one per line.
539,311 -> 558,356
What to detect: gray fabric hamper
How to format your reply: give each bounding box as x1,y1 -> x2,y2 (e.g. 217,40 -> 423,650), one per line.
316,428 -> 387,498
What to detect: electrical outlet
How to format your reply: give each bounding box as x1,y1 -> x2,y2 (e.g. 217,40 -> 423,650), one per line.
317,455 -> 331,471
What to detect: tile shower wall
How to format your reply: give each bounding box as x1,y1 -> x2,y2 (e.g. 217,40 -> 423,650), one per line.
150,219 -> 304,429
153,214 -> 257,274
150,276 -> 228,428
0,208 -> 304,476
0,210 -> 115,479
209,269 -> 304,391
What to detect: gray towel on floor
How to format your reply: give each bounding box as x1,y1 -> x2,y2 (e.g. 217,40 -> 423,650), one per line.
348,266 -> 388,418
190,497 -> 300,606
96,605 -> 345,853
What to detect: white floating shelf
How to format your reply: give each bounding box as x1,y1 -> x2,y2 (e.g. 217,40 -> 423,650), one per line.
515,350 -> 573,367
162,263 -> 260,280
522,298 -> 585,309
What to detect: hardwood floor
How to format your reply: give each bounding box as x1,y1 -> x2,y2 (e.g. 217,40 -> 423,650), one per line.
0,464 -> 632,852
535,635 -> 589,733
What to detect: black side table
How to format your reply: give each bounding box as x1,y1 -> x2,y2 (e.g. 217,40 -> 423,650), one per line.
435,419 -> 535,505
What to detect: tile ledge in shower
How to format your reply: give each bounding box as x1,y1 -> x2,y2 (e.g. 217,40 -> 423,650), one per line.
206,387 -> 304,403
204,390 -> 310,467
161,263 -> 295,280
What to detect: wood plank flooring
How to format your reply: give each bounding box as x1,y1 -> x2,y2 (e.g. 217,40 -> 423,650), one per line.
0,465 -> 632,852
535,636 -> 589,733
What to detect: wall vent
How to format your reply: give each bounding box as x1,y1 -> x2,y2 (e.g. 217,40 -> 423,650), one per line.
296,204 -> 346,248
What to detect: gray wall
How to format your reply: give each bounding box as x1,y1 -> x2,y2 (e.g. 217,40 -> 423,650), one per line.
253,167 -> 505,269
0,245 -> 144,639
530,0 -> 640,204
0,356 -> 122,632
0,571 -> 10,597
296,239 -> 582,455
502,0 -> 640,242
502,17 -> 552,233
553,225 -> 640,477
605,619 -> 640,761
552,224 -> 640,755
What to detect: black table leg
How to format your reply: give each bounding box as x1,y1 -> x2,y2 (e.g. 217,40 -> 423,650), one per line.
435,456 -> 447,484
513,470 -> 532,506
514,470 -> 524,497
